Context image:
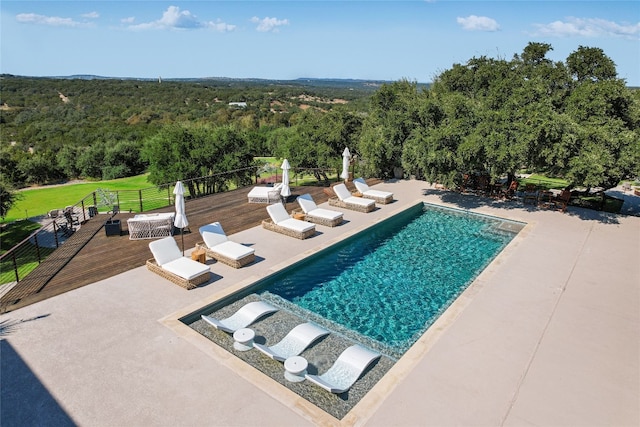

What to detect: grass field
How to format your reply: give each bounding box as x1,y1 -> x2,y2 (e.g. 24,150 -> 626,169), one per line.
4,175 -> 154,224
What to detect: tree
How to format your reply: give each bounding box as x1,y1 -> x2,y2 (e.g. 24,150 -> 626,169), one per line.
142,124 -> 255,196
358,80 -> 420,178
567,46 -> 618,82
0,179 -> 21,220
398,43 -> 639,191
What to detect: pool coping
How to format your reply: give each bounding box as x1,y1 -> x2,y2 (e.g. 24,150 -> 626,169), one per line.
161,199 -> 533,426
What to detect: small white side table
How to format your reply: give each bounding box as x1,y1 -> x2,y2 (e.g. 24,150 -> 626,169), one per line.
284,356 -> 308,382
233,328 -> 255,351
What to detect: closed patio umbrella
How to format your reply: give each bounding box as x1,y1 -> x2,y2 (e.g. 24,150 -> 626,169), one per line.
281,159 -> 291,201
341,147 -> 351,181
173,181 -> 189,255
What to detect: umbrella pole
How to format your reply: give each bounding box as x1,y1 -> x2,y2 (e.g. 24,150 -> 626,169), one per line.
181,228 -> 185,256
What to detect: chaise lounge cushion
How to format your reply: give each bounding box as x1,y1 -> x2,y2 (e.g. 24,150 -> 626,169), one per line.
297,194 -> 343,222
333,183 -> 376,209
353,178 -> 393,204
267,203 -> 315,233
148,237 -> 210,285
200,222 -> 255,262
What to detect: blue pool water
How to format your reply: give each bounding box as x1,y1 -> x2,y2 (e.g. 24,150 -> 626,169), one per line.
256,203 -> 523,359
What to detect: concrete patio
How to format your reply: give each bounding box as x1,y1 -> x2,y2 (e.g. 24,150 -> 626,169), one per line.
1,179 -> 638,426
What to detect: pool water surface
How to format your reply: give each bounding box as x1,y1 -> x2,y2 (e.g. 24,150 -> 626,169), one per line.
236,203 -> 524,359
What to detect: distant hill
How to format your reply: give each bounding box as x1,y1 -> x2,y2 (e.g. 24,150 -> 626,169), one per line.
1,74 -> 430,90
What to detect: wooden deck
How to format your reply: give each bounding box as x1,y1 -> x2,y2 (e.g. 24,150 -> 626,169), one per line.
1,180 -> 379,313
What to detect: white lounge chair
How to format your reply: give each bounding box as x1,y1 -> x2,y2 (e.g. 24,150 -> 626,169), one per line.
146,237 -> 210,289
305,345 -> 381,394
353,178 -> 394,204
254,323 -> 330,362
247,183 -> 283,203
262,203 -> 316,239
329,183 -> 375,213
196,222 -> 255,268
201,301 -> 278,333
296,194 -> 343,227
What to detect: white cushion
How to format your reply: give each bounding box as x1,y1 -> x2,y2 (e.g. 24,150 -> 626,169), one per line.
297,194 -> 317,213
309,208 -> 342,221
149,237 -> 181,266
162,257 -> 210,280
363,189 -> 393,199
333,184 -> 352,201
200,222 -> 229,248
346,197 -> 375,208
267,203 -> 290,224
279,218 -> 315,233
353,178 -> 370,193
211,241 -> 254,261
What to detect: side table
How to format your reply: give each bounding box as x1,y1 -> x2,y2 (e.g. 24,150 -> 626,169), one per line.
233,328 -> 255,351
191,248 -> 206,263
284,356 -> 308,382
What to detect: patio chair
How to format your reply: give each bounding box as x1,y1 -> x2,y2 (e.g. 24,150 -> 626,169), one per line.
552,189 -> 572,213
200,301 -> 278,333
353,178 -> 394,204
296,194 -> 344,227
328,183 -> 375,213
262,203 -> 316,239
247,183 -> 283,204
146,236 -> 210,289
196,222 -> 255,268
522,184 -> 538,205
254,322 -> 329,361
305,345 -> 381,394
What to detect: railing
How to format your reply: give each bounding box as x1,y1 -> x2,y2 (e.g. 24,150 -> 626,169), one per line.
0,166 -> 342,290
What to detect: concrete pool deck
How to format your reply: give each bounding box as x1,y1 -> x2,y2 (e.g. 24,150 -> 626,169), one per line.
1,179 -> 638,426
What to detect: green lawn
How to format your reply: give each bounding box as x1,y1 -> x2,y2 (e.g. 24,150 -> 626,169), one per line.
4,175 -> 153,224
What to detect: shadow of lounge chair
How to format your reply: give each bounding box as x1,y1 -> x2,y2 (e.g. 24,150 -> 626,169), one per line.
254,322 -> 330,362
353,178 -> 394,204
201,301 -> 278,333
305,344 -> 381,394
147,237 -> 211,290
262,203 -> 316,239
296,194 -> 344,227
196,222 -> 255,268
328,183 -> 375,213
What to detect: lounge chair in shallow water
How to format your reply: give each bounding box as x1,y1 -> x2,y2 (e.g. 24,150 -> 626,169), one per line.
147,236 -> 210,290
196,222 -> 255,268
329,183 -> 376,213
353,178 -> 394,204
296,194 -> 344,227
200,301 -> 278,333
254,322 -> 330,362
305,345 -> 381,394
262,203 -> 316,239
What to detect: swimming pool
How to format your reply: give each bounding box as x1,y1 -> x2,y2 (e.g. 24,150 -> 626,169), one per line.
191,202 -> 524,360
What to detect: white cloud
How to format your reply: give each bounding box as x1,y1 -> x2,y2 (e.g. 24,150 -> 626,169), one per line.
121,17 -> 135,25
16,13 -> 90,28
82,12 -> 99,19
456,15 -> 500,32
531,17 -> 640,40
126,6 -> 235,32
250,16 -> 289,33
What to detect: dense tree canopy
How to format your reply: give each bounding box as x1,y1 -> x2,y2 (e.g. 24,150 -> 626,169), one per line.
358,42 -> 639,191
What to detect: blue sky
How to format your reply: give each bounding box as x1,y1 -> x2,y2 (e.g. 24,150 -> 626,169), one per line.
2,1 -> 639,85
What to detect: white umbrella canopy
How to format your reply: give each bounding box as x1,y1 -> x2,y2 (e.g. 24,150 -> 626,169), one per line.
341,147 -> 351,180
280,159 -> 291,198
173,181 -> 189,255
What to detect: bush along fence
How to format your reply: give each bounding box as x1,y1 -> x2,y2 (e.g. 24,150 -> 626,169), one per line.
0,166 -> 342,291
